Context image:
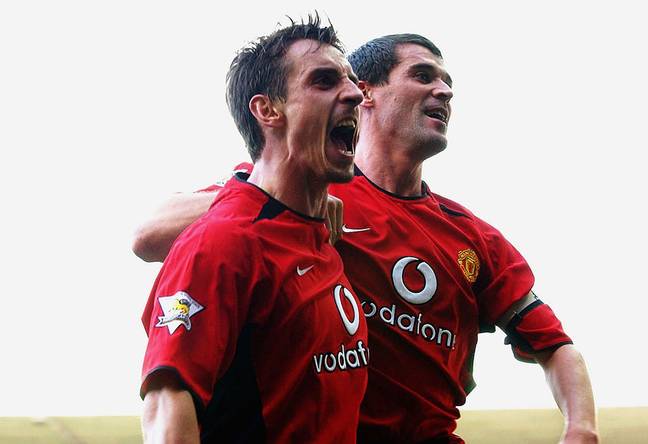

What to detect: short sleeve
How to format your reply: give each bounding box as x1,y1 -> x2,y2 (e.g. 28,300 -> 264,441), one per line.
476,222 -> 535,328
140,219 -> 268,409
196,184 -> 223,193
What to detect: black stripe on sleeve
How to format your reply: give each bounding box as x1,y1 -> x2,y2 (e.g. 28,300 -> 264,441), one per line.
503,299 -> 545,352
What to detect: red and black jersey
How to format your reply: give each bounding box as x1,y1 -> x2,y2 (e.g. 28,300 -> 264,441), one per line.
183,163 -> 572,443
141,174 -> 369,443
330,167 -> 546,443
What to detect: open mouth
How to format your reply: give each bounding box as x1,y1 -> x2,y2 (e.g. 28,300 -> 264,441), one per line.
330,119 -> 357,155
424,108 -> 448,124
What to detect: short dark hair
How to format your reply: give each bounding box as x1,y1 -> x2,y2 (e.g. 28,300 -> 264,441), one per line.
226,13 -> 344,162
348,34 -> 442,86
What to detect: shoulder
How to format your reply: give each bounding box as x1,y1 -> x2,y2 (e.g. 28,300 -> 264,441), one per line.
199,162 -> 255,192
156,216 -> 265,296
171,200 -> 261,267
433,193 -> 474,218
431,192 -> 483,223
430,192 -> 511,245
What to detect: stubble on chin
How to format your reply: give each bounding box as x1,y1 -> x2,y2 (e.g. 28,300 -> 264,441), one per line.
325,165 -> 355,184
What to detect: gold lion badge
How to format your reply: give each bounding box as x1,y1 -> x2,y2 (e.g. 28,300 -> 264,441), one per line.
458,249 -> 480,283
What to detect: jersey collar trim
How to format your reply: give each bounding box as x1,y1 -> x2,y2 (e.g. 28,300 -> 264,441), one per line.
353,165 -> 431,201
233,172 -> 326,223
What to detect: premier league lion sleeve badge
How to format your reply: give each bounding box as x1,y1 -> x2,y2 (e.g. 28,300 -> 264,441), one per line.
155,291 -> 205,334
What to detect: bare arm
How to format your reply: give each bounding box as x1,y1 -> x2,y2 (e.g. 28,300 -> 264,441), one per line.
496,293 -> 598,443
535,345 -> 599,444
132,192 -> 218,262
141,371 -> 200,444
133,191 -> 344,262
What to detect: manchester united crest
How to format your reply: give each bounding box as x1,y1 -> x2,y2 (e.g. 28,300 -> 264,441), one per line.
457,249 -> 480,283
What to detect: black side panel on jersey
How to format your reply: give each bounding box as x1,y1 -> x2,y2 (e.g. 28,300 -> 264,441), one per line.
199,325 -> 266,443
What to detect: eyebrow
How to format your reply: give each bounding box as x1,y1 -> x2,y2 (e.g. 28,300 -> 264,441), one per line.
409,62 -> 453,87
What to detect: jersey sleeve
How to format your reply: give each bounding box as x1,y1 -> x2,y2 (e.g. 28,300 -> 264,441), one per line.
503,299 -> 573,362
140,219 -> 270,410
196,184 -> 223,193
476,222 -> 535,330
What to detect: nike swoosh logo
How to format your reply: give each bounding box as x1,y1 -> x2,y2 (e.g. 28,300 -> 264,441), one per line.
297,264 -> 315,276
341,224 -> 371,233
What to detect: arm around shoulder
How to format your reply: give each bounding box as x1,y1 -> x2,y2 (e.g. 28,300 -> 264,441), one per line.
141,370 -> 200,444
132,191 -> 218,263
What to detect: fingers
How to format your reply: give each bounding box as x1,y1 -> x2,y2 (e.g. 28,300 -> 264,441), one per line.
326,195 -> 344,245
325,215 -> 333,237
334,196 -> 343,243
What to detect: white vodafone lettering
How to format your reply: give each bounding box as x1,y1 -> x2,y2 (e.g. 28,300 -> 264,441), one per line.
359,258 -> 456,350
361,301 -> 456,349
312,340 -> 370,374
311,285 -> 369,375
392,256 -> 437,305
334,284 -> 360,335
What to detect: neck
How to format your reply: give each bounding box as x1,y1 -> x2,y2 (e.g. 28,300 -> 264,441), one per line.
247,156 -> 329,219
353,129 -> 425,197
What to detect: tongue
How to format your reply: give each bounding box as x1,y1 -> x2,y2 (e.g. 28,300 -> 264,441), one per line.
331,126 -> 355,152
331,135 -> 347,152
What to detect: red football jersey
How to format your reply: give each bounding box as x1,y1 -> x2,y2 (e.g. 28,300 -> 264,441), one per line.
183,163 -> 571,443
330,168 -> 536,443
141,175 -> 369,443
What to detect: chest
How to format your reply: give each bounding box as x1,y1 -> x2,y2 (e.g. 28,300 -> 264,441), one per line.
258,235 -> 367,351
336,193 -> 484,330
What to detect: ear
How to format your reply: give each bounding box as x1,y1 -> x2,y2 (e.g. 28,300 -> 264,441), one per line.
249,94 -> 284,128
358,81 -> 374,108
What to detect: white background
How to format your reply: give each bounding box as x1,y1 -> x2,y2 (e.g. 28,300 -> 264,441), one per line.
1,1 -> 646,416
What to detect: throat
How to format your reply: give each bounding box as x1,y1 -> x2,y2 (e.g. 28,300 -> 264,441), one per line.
354,152 -> 425,197
248,161 -> 329,218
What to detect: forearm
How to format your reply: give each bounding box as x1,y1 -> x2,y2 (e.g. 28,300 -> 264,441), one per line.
133,192 -> 217,262
537,345 -> 599,443
142,384 -> 200,443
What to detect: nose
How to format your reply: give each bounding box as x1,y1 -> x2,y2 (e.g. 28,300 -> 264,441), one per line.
433,79 -> 453,103
341,79 -> 364,108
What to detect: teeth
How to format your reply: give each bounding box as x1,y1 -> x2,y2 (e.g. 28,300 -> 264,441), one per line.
336,118 -> 356,128
330,119 -> 357,153
426,110 -> 447,122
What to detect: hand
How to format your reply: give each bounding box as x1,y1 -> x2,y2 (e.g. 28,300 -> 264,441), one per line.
559,425 -> 599,444
324,194 -> 344,245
